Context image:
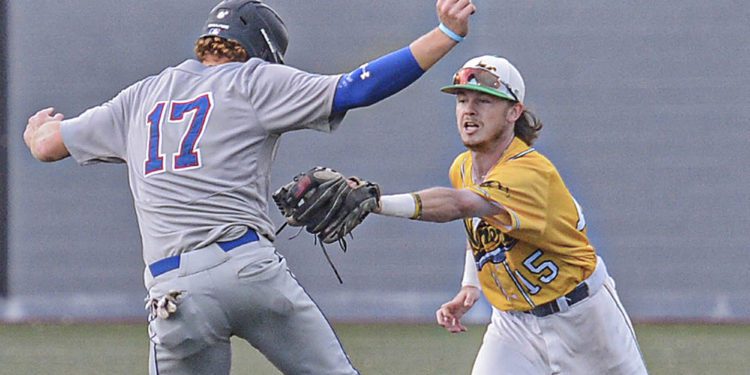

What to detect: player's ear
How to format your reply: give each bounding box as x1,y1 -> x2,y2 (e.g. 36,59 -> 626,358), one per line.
506,102 -> 524,123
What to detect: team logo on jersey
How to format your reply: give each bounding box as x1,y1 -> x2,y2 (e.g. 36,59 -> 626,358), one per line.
465,219 -> 518,270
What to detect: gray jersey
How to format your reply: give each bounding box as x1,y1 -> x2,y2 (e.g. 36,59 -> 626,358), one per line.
60,59 -> 343,267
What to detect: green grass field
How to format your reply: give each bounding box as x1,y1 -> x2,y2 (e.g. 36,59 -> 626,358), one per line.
1,322 -> 749,374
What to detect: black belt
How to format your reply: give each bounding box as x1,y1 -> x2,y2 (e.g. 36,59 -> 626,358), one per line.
148,229 -> 260,278
526,282 -> 590,317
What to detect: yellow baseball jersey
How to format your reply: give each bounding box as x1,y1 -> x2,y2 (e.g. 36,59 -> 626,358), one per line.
449,137 -> 597,311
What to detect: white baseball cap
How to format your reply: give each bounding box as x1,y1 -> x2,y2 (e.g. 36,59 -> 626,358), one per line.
441,55 -> 525,103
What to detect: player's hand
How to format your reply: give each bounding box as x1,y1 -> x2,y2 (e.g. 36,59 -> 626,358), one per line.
436,285 -> 480,333
436,0 -> 476,37
24,107 -> 64,149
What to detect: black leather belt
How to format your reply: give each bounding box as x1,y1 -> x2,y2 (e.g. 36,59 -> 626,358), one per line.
526,282 -> 590,317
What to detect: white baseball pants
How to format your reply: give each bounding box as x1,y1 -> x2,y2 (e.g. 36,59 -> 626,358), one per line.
471,258 -> 648,375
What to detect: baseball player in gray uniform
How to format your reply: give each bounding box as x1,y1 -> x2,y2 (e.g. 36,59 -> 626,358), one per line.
23,0 -> 475,374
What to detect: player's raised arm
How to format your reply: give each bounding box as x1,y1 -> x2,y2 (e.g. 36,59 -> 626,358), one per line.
411,0 -> 475,70
330,0 -> 476,113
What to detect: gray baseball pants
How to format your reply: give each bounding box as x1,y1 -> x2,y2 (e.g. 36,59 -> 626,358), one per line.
146,236 -> 359,375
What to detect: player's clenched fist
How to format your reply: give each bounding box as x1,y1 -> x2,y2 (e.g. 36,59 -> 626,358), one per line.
24,107 -> 66,161
436,0 -> 476,37
25,108 -> 61,137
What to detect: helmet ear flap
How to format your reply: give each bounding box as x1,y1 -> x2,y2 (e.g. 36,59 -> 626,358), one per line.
253,3 -> 288,64
258,26 -> 285,64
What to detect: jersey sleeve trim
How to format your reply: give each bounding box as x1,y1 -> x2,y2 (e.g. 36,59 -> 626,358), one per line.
509,147 -> 536,160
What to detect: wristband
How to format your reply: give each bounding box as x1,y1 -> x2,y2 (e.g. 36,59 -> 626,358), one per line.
410,193 -> 423,220
438,22 -> 464,43
379,193 -> 422,220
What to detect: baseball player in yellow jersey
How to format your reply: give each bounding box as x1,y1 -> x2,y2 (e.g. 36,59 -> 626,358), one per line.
373,55 -> 648,374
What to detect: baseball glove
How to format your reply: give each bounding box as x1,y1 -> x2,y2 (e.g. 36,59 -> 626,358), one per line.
273,166 -> 380,243
273,166 -> 380,283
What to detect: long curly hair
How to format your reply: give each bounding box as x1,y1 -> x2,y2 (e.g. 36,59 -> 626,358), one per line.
194,36 -> 249,63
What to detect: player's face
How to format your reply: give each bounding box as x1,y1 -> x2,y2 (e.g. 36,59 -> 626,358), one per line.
454,90 -> 520,152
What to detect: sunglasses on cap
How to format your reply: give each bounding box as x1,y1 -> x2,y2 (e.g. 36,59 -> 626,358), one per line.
452,67 -> 519,102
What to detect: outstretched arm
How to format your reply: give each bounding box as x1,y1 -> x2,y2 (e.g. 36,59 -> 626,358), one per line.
375,186 -> 512,225
23,107 -> 70,162
331,0 -> 476,113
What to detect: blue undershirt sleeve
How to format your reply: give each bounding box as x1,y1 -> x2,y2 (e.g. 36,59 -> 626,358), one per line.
331,46 -> 425,113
